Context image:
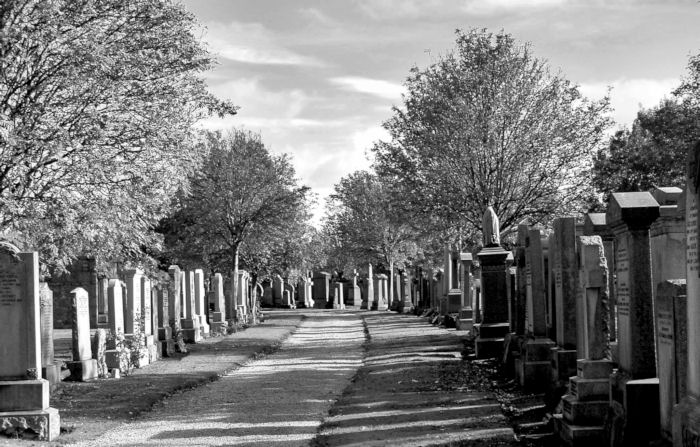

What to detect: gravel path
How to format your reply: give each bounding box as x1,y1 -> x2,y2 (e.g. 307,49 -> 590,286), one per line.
68,311 -> 365,447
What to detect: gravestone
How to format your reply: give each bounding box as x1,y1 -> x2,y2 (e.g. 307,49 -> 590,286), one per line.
156,285 -> 175,356
332,281 -> 345,309
347,270 -> 361,308
516,228 -> 556,390
456,253 -> 474,330
654,280 -> 687,442
181,270 -> 200,343
39,283 -> 61,387
272,275 -> 284,307
399,272 -> 413,313
312,272 -> 330,308
140,276 -> 158,363
362,265 -> 374,310
92,328 -> 108,378
550,217 -> 580,389
194,269 -> 210,337
210,273 -> 226,332
672,142 -> 700,446
237,270 -> 250,315
554,235 -> 612,445
0,244 -> 60,440
583,212 -> 617,343
97,277 -> 108,326
123,268 -> 143,335
66,288 -> 98,381
105,279 -> 127,372
283,281 -> 296,309
167,266 -> 181,331
475,207 -> 511,358
606,191 -> 661,446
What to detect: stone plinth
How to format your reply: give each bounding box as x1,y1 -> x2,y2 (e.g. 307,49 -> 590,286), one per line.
0,246 -> 60,441
475,246 -> 510,359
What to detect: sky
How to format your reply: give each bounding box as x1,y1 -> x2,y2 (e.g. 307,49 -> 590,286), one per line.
181,0 -> 700,226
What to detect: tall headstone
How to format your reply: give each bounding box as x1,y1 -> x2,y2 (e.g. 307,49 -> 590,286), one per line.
97,277 -> 109,326
39,283 -> 61,386
475,207 -> 511,358
105,279 -> 127,372
607,191 -> 661,445
550,217 -> 580,389
180,270 -> 201,343
672,142 -> 700,446
167,266 -> 181,331
516,227 -> 556,390
656,280 -> 687,441
194,269 -> 210,337
312,272 -> 330,309
583,212 -> 617,342
347,270 -> 361,308
363,265 -> 374,310
156,284 -> 175,357
66,288 -> 98,381
457,253 -> 474,329
123,268 -> 143,335
554,235 -> 613,444
0,245 -> 60,440
211,273 -> 226,332
272,275 -> 284,307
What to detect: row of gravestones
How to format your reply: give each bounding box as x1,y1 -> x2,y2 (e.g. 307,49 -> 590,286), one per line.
0,260 -> 257,441
424,178 -> 697,445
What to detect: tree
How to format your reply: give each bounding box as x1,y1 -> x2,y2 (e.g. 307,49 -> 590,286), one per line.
325,171 -> 419,303
592,99 -> 700,201
0,0 -> 235,272
372,29 -> 611,244
163,130 -> 310,315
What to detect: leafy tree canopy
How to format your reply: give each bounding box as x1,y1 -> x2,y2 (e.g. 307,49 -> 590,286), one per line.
372,28 -> 611,246
0,0 -> 236,273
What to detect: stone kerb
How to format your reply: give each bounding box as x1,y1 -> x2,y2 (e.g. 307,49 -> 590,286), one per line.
66,287 -> 98,381
0,244 -> 60,441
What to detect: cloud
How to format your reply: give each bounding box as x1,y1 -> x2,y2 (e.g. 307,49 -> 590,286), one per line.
203,21 -> 324,66
462,0 -> 566,15
330,77 -> 406,100
579,77 -> 679,128
358,0 -> 568,20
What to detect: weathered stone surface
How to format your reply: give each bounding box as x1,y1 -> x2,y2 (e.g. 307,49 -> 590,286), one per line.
525,228 -> 546,336
92,329 -> 108,378
607,192 -> 660,379
577,236 -> 610,360
167,266 -> 181,330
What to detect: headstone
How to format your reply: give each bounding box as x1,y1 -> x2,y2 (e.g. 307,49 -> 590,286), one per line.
97,277 -> 108,325
516,227 -> 556,390
0,244 -> 60,440
606,191 -> 661,445
66,287 -> 98,381
457,253 -> 474,328
194,269 -> 210,337
123,268 -> 143,335
312,272 -> 330,308
180,270 -> 200,343
347,270 -> 361,308
655,280 -> 687,441
167,266 -> 181,331
672,142 -> 700,446
105,279 -> 127,371
39,283 -> 61,387
210,273 -> 226,332
92,328 -> 108,378
273,275 -> 284,306
550,217 -> 580,388
363,265 -> 374,310
583,212 -> 617,342
156,285 -> 175,357
475,208 -> 511,358
554,235 -> 612,444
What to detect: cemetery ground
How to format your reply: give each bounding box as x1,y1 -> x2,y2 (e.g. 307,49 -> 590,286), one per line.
1,309 -> 553,447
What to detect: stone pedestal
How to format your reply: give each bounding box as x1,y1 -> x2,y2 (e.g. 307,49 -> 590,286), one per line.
180,317 -> 202,343
475,245 -> 511,359
515,338 -> 555,391
66,359 -> 98,382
